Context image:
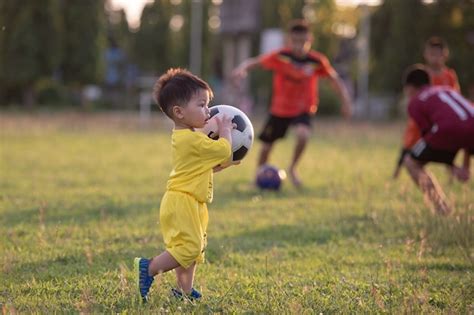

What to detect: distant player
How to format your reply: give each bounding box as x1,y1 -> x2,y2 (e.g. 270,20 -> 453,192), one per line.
232,19 -> 352,187
395,37 -> 461,178
134,68 -> 237,303
399,65 -> 473,214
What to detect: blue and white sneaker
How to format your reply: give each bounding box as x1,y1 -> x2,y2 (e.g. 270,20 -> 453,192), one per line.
171,287 -> 202,301
134,257 -> 154,303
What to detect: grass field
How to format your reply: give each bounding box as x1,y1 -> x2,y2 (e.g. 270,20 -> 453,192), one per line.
1,112 -> 473,313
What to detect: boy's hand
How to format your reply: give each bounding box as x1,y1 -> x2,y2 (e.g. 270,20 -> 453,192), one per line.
215,114 -> 233,133
452,166 -> 470,182
231,67 -> 248,88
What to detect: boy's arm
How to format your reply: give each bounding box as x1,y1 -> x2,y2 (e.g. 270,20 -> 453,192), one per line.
327,71 -> 353,118
393,118 -> 421,179
232,57 -> 261,81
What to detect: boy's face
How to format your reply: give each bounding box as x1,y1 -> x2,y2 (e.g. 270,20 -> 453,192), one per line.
174,89 -> 211,129
424,47 -> 447,68
288,32 -> 312,57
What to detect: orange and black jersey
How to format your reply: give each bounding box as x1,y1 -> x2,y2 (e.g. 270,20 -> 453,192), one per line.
259,48 -> 335,117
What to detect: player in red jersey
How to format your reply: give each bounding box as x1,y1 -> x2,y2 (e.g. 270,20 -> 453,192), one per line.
395,37 -> 461,178
232,19 -> 352,187
400,65 -> 473,214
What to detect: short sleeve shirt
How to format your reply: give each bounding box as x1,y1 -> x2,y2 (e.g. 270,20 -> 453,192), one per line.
403,67 -> 461,149
166,129 -> 232,203
408,86 -> 474,151
259,48 -> 335,117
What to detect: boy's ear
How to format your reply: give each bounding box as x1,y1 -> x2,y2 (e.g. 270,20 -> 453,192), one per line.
172,105 -> 184,119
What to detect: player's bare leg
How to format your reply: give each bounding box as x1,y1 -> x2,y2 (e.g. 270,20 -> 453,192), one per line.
148,250 -> 180,276
288,124 -> 310,188
254,142 -> 273,185
403,155 -> 452,215
175,262 -> 196,294
257,142 -> 273,167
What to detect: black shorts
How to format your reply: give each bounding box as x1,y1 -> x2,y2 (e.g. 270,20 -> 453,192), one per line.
258,113 -> 311,143
410,139 -> 457,165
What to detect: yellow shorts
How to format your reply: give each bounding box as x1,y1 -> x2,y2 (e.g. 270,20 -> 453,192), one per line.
159,190 -> 209,268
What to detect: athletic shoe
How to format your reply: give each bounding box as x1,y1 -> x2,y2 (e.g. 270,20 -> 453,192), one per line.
134,257 -> 154,303
171,287 -> 202,300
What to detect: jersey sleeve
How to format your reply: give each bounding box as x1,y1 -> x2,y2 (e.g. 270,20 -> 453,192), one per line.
198,135 -> 232,169
407,98 -> 431,135
448,69 -> 461,92
314,54 -> 336,77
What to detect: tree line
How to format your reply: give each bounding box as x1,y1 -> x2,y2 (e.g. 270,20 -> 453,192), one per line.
0,0 -> 472,108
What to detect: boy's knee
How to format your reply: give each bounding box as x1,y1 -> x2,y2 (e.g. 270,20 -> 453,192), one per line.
404,154 -> 424,172
295,125 -> 310,141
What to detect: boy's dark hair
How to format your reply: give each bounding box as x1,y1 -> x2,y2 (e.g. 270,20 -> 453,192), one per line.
425,36 -> 448,52
288,19 -> 310,34
403,64 -> 431,88
153,68 -> 213,118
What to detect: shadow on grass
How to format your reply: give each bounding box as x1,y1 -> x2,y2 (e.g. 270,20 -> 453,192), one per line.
2,199 -> 158,227
206,225 -> 336,261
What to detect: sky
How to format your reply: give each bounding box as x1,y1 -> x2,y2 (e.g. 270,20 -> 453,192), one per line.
109,0 -> 382,29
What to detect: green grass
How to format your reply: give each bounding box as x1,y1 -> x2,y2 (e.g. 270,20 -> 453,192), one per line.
1,112 -> 473,313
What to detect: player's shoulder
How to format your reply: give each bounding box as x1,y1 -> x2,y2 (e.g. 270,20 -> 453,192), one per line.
444,67 -> 458,78
417,85 -> 448,102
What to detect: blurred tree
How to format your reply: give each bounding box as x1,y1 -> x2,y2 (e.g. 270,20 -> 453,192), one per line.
105,6 -> 132,55
60,0 -> 106,106
420,0 -> 474,98
370,0 -> 474,98
370,0 -> 423,94
0,0 -> 61,106
132,0 -> 175,74
131,0 -> 218,80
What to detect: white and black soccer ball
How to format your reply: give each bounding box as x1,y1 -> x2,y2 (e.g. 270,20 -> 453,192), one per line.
199,105 -> 254,162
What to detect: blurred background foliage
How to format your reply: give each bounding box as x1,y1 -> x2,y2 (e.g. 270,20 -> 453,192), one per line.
0,0 -> 473,114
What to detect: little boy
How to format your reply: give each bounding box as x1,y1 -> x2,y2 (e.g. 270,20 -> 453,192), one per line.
423,36 -> 460,91
134,68 -> 235,303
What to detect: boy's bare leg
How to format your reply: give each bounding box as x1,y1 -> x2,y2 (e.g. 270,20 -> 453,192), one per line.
148,251 -> 180,277
175,262 -> 196,294
403,155 -> 452,215
257,142 -> 273,167
288,124 -> 310,187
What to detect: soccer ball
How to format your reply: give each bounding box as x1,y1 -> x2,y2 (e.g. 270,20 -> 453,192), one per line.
256,164 -> 286,190
199,105 -> 254,162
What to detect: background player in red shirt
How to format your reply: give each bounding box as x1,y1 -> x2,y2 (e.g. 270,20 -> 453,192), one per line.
232,19 -> 352,187
395,37 -> 461,178
401,65 -> 473,214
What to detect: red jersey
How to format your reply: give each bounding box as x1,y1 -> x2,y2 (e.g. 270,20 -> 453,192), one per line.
259,48 -> 334,117
428,67 -> 460,91
408,86 -> 474,151
402,66 -> 460,149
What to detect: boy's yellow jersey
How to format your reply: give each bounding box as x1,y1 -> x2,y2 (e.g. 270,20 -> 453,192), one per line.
166,129 -> 231,203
